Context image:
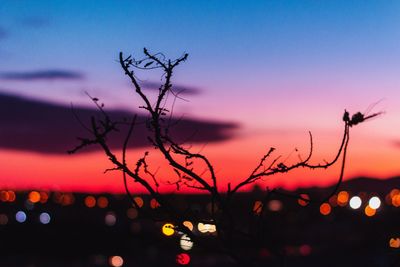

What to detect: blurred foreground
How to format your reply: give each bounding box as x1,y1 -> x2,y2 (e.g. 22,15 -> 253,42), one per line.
0,177 -> 399,267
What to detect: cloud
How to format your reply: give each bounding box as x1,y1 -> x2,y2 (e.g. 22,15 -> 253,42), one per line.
0,93 -> 238,154
141,81 -> 201,95
0,70 -> 84,81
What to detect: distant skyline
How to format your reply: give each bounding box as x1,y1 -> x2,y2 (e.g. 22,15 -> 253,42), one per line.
0,1 -> 399,192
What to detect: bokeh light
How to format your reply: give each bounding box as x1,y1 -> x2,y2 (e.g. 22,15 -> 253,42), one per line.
298,194 -> 310,206
319,203 -> 331,216
133,196 -> 144,208
329,195 -> 338,207
299,244 -> 312,256
253,201 -> 263,215
180,234 -> 194,251
8,191 -> 16,202
39,191 -> 49,203
183,221 -> 194,231
368,196 -> 381,209
39,212 -> 51,224
268,200 -> 282,211
389,237 -> 400,249
162,223 -> 175,236
97,196 -> 108,208
0,214 -> 8,225
349,196 -> 362,209
389,188 -> 399,199
60,193 -> 75,206
109,255 -> 124,267
84,196 -> 96,208
392,194 -> 400,207
28,191 -> 41,203
150,198 -> 160,209
0,190 -> 16,202
126,208 -> 138,219
16,211 -> 27,223
364,205 -> 376,217
197,223 -> 217,233
105,212 -> 117,226
0,191 -> 9,202
337,191 -> 349,207
176,253 -> 190,265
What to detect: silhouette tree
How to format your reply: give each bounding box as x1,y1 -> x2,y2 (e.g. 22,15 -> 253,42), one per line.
69,48 -> 380,266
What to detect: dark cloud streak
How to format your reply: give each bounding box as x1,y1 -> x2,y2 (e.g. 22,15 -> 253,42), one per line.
0,70 -> 84,81
0,93 -> 238,154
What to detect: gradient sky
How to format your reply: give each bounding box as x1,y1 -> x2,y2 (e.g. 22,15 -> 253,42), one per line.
0,1 -> 400,193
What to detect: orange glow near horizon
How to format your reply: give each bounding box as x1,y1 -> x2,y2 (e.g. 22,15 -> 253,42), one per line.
0,124 -> 399,194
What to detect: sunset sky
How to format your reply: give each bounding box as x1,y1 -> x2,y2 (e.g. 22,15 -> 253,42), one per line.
1,1 -> 400,193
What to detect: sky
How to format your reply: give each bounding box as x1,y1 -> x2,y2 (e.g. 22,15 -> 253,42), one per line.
0,0 -> 400,193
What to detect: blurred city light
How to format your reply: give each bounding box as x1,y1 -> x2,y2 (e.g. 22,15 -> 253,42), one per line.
8,191 -> 16,202
105,212 -> 117,226
16,211 -> 27,223
392,194 -> 400,207
197,223 -> 216,233
183,221 -> 194,231
299,244 -> 312,256
319,203 -> 331,216
337,191 -> 349,207
162,223 -> 175,236
176,253 -> 190,265
329,195 -> 338,207
0,214 -> 8,225
364,205 -> 376,217
349,196 -> 362,209
150,198 -> 160,209
109,255 -> 124,267
39,212 -> 51,224
0,190 -> 9,202
60,193 -> 75,206
97,196 -> 108,208
253,201 -> 263,215
368,196 -> 381,209
28,191 -> 41,203
268,200 -> 282,211
298,194 -> 310,206
40,191 -> 49,203
126,208 -> 138,219
133,196 -> 144,208
180,234 -> 194,251
84,196 -> 96,208
389,237 -> 400,249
